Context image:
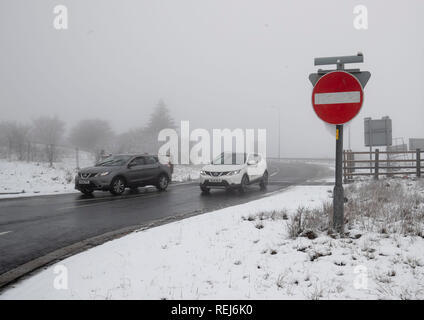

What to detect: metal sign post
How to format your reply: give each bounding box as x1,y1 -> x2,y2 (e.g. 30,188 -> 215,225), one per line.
333,62 -> 346,233
334,124 -> 344,231
364,116 -> 393,173
309,53 -> 371,234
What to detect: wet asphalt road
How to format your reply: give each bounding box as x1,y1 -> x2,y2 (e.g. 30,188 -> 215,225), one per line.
0,160 -> 332,278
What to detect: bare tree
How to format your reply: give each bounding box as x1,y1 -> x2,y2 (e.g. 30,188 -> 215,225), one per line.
68,119 -> 115,160
0,121 -> 31,160
113,127 -> 152,154
32,116 -> 65,165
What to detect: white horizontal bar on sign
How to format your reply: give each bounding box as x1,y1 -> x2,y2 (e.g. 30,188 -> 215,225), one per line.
314,91 -> 360,105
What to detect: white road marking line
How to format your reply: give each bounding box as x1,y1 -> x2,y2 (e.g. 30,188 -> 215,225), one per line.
268,164 -> 280,177
0,231 -> 12,236
314,91 -> 360,104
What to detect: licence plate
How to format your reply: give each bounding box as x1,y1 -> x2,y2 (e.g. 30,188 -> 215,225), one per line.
209,178 -> 222,183
79,180 -> 90,185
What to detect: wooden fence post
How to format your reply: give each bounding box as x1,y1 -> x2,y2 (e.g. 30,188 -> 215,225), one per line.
374,149 -> 379,180
49,144 -> 53,167
417,149 -> 421,178
76,147 -> 80,169
27,142 -> 30,162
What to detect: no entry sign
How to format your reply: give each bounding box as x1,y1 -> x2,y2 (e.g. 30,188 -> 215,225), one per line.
310,53 -> 371,234
312,71 -> 364,125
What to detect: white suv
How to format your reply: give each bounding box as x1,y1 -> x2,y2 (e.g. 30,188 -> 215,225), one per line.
199,152 -> 268,194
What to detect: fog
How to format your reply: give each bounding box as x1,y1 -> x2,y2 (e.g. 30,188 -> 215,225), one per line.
1,0 -> 423,158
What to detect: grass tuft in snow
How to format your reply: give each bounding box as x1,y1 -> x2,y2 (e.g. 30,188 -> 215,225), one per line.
269,179 -> 424,240
345,180 -> 424,237
286,205 -> 330,239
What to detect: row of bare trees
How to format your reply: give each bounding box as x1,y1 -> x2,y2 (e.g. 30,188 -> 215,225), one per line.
0,116 -> 65,162
0,100 -> 175,164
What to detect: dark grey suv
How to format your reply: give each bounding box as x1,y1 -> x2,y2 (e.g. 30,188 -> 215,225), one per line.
75,154 -> 172,195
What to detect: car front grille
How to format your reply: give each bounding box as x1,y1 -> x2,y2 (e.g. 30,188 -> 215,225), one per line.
204,171 -> 231,176
205,181 -> 229,187
79,173 -> 96,178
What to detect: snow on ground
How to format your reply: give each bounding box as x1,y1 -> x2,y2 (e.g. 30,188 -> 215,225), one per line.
0,158 -> 200,198
0,154 -> 95,198
171,165 -> 200,182
2,179 -> 423,300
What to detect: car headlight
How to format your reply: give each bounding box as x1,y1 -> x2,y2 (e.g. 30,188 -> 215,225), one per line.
200,170 -> 206,175
227,170 -> 241,176
96,171 -> 110,177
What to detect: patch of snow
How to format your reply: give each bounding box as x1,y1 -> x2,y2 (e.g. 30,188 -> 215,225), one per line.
0,157 -> 199,199
0,154 -> 94,199
2,180 -> 423,300
172,165 -> 200,183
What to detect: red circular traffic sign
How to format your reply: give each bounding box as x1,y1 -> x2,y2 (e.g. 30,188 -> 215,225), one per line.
312,71 -> 364,125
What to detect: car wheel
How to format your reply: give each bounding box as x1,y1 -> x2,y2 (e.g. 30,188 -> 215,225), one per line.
260,171 -> 268,190
239,174 -> 249,194
80,188 -> 93,196
200,186 -> 210,195
110,176 -> 126,195
156,174 -> 169,191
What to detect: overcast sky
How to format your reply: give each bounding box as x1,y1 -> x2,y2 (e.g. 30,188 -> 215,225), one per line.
0,0 -> 423,157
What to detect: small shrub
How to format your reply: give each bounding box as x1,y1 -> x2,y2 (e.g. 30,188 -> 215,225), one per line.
276,274 -> 287,289
65,170 -> 73,184
286,205 -> 329,239
255,222 -> 264,230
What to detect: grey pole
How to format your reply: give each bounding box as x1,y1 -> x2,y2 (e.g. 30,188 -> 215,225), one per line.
76,147 -> 80,170
348,126 -> 351,150
278,107 -> 281,159
332,62 -> 345,233
333,124 -> 344,233
370,123 -> 372,174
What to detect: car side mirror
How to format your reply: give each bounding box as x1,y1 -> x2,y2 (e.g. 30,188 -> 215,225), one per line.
247,160 -> 257,165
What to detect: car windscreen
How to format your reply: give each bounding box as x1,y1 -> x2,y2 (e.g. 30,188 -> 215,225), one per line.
95,155 -> 132,167
212,153 -> 246,165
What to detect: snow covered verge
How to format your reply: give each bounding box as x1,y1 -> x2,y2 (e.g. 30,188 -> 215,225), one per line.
171,165 -> 200,182
1,178 -> 423,300
0,158 -> 200,198
0,156 -> 94,198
